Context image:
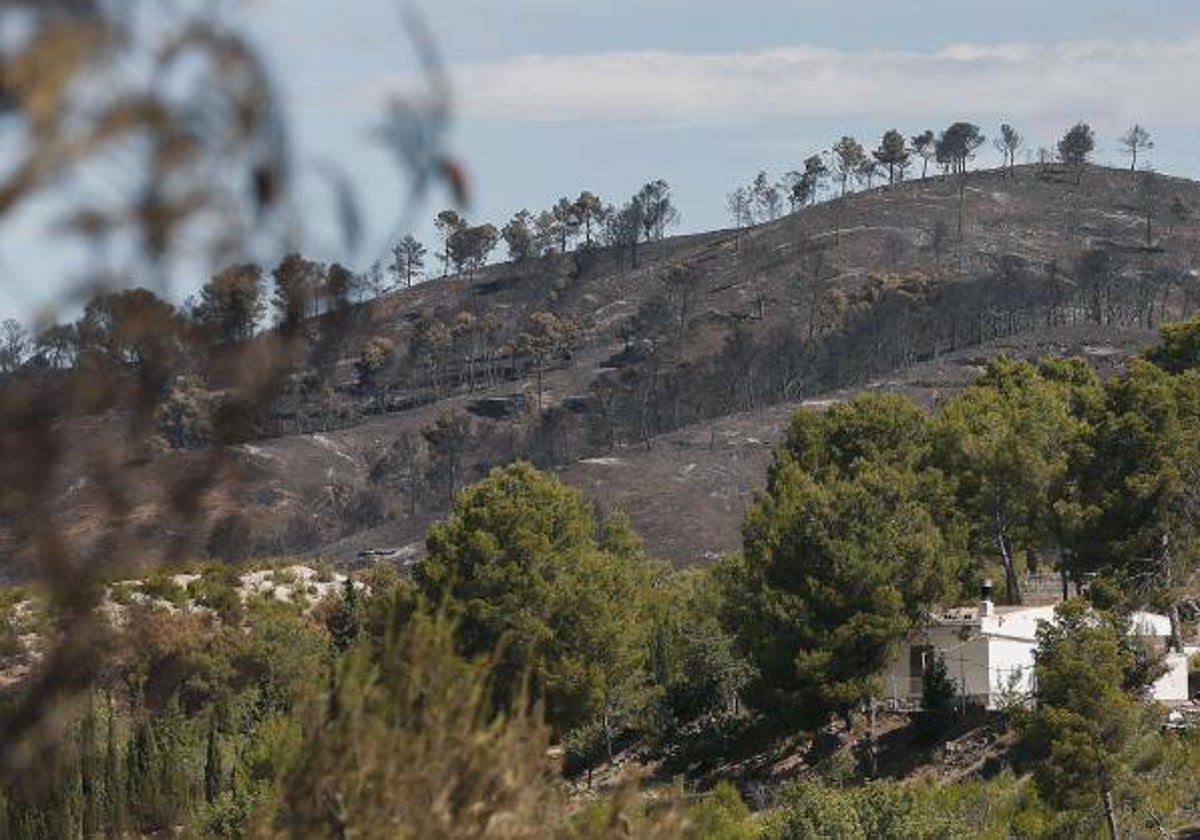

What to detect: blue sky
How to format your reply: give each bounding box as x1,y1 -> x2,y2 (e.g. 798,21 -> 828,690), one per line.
5,0 -> 1200,322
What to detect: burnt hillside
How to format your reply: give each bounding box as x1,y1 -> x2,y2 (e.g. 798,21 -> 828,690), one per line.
6,163 -> 1198,575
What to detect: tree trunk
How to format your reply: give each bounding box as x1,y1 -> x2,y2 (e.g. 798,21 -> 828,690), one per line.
1101,776 -> 1120,840
867,697 -> 878,778
995,506 -> 1023,604
1169,603 -> 1184,653
603,711 -> 614,763
957,174 -> 967,241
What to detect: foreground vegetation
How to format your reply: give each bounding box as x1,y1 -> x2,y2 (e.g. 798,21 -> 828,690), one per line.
2,314 -> 1200,839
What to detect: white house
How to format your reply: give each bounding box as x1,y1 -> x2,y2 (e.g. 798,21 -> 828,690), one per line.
884,583 -> 1192,710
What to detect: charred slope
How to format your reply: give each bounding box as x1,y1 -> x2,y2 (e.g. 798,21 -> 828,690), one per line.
5,164 -> 1198,574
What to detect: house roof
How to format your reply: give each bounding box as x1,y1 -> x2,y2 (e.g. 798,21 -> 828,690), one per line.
927,602 -> 1175,641
930,603 -> 1042,625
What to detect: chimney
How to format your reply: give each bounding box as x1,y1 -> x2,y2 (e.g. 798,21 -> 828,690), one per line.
979,578 -> 995,618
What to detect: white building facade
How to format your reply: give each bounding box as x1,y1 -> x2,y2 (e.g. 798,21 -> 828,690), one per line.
884,598 -> 1192,710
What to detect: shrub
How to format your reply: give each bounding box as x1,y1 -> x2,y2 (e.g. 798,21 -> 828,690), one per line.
157,375 -> 219,449
917,652 -> 957,738
764,779 -> 967,840
189,566 -> 245,624
139,573 -> 188,608
0,613 -> 21,659
266,615 -> 690,840
683,781 -> 755,840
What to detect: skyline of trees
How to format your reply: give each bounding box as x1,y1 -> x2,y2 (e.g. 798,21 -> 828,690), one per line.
0,119 -> 1171,350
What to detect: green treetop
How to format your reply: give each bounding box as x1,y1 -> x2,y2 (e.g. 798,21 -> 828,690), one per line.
725,394 -> 964,725
416,462 -> 655,736
934,357 -> 1098,604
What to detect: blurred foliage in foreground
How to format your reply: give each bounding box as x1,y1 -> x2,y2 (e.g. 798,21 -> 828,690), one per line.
4,462 -> 1200,839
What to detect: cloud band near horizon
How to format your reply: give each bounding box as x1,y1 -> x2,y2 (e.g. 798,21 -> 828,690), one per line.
376,37 -> 1200,128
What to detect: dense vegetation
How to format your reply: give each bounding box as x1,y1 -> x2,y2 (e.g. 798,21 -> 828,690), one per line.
3,313 -> 1200,839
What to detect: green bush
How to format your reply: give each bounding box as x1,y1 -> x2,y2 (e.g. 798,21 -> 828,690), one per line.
763,779 -> 864,840
917,651 -> 957,738
683,782 -> 755,840
190,565 -> 245,624
139,572 -> 188,607
763,779 -> 968,840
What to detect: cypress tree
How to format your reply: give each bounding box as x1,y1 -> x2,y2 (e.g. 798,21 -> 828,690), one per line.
328,577 -> 361,653
79,696 -> 100,838
155,693 -> 189,827
204,717 -> 222,805
126,712 -> 159,830
58,762 -> 84,840
103,692 -> 124,839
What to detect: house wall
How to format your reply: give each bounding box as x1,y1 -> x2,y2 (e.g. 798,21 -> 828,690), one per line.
948,633 -> 994,704
885,627 -> 1004,709
982,635 -> 1036,706
883,644 -> 914,706
886,608 -> 1190,709
1152,653 -> 1191,703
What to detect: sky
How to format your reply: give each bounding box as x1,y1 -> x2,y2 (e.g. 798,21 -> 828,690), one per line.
6,0 -> 1200,322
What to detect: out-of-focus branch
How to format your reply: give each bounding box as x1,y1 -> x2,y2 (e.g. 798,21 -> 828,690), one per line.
0,0 -> 458,781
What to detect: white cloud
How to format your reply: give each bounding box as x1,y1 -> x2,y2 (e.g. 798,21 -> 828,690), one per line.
375,38 -> 1200,128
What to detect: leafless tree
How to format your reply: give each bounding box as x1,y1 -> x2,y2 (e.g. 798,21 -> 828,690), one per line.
0,319 -> 30,373
1120,124 -> 1154,171
994,124 -> 1023,176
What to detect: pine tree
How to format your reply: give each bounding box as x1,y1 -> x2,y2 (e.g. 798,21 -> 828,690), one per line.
1058,122 -> 1095,183
935,358 -> 1096,605
872,129 -> 909,185
1021,600 -> 1157,840
911,130 -> 936,179
725,395 -> 964,725
390,235 -> 426,289
832,136 -> 867,197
